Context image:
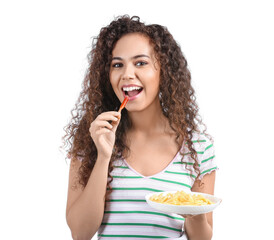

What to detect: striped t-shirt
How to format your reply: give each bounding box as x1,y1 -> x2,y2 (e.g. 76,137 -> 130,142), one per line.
97,132 -> 217,239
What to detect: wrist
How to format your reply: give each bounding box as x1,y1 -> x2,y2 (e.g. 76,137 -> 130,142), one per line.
97,152 -> 112,160
186,214 -> 207,224
97,154 -> 111,165
184,214 -> 212,240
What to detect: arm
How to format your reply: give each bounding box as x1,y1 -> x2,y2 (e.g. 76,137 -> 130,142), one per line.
184,171 -> 216,240
66,111 -> 121,240
66,156 -> 109,240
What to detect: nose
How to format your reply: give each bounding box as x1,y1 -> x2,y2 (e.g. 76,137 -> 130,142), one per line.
122,63 -> 135,80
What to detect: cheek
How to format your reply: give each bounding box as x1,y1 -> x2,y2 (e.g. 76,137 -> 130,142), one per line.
109,73 -> 116,88
109,73 -> 121,97
143,71 -> 160,91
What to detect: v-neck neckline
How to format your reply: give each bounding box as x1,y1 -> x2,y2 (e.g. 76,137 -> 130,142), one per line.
122,148 -> 182,179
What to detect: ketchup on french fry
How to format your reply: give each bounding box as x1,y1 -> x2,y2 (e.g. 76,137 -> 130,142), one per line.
118,96 -> 129,113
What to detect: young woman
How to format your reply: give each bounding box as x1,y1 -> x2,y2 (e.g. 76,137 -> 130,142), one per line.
62,15 -> 217,240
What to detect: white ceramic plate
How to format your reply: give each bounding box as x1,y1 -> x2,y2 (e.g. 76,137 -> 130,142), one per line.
145,191 -> 222,215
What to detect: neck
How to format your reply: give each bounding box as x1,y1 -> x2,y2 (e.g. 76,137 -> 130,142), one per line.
127,100 -> 171,136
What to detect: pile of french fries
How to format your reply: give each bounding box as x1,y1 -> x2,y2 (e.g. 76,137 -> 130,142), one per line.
150,190 -> 213,206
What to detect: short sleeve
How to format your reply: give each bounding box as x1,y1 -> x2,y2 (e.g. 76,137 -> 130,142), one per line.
198,135 -> 218,180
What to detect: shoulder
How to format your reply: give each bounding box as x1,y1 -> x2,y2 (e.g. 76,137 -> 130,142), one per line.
191,131 -> 214,146
181,131 -> 217,178
184,131 -> 214,154
191,131 -> 217,179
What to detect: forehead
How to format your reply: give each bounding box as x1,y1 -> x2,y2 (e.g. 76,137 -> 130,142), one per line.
112,33 -> 154,58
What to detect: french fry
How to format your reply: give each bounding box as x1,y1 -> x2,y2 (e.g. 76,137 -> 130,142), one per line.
118,96 -> 129,113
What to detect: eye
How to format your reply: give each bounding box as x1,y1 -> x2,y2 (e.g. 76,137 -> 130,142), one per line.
135,61 -> 147,67
112,63 -> 123,68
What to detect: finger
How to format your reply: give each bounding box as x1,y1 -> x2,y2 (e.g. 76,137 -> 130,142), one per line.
95,128 -> 111,135
95,121 -> 114,130
112,114 -> 121,132
97,112 -> 120,121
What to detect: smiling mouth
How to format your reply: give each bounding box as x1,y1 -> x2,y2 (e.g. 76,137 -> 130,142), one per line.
123,88 -> 143,97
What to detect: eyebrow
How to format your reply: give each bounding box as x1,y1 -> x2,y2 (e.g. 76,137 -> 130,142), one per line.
111,54 -> 150,61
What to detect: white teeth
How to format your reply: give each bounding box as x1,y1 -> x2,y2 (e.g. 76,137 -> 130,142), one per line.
122,86 -> 142,92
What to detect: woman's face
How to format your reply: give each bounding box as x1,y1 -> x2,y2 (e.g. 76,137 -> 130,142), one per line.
109,33 -> 161,113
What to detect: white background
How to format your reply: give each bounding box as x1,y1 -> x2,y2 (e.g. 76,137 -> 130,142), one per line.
0,0 -> 273,239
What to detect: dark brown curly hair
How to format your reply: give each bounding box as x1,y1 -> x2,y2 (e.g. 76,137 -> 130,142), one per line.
60,15 -> 213,203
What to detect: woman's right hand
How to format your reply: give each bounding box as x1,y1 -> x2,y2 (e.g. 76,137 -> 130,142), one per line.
89,111 -> 121,160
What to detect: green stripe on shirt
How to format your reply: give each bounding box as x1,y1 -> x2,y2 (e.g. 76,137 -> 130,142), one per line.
150,177 -> 191,189
104,210 -> 184,221
110,187 -> 163,192
101,223 -> 182,232
201,166 -> 217,175
112,176 -> 143,179
182,143 -> 213,155
173,155 -> 215,166
164,170 -> 196,179
191,139 -> 206,143
98,234 -> 169,238
204,144 -> 213,151
201,155 -> 215,163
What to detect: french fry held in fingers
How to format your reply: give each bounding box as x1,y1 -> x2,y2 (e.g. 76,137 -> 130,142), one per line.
150,190 -> 213,206
110,96 -> 129,126
118,96 -> 129,113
